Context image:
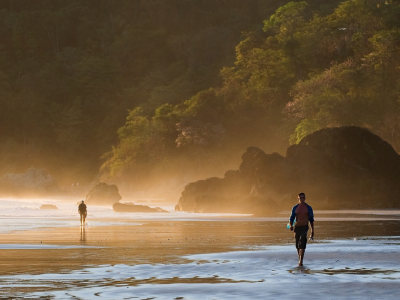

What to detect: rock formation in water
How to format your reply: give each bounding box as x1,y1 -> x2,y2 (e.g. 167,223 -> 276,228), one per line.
175,126 -> 400,213
0,167 -> 59,197
113,202 -> 168,213
40,204 -> 58,209
85,182 -> 122,206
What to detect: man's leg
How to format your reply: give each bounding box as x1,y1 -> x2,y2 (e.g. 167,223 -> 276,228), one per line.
298,249 -> 305,266
298,232 -> 307,266
80,214 -> 83,225
295,232 -> 300,258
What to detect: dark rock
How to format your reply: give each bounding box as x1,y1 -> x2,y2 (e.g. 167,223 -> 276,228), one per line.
281,126 -> 400,208
194,195 -> 278,215
175,177 -> 224,211
176,126 -> 400,212
40,204 -> 58,210
113,202 -> 168,213
0,167 -> 59,197
174,169 -> 253,212
86,182 -> 122,206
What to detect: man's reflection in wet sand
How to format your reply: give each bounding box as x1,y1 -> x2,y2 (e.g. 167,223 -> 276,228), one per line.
80,226 -> 86,242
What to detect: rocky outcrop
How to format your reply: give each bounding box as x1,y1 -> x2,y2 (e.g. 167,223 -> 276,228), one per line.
176,126 -> 400,212
85,182 -> 122,206
0,167 -> 59,197
281,126 -> 400,208
193,195 -> 278,216
175,169 -> 253,212
113,202 -> 168,213
40,204 -> 58,209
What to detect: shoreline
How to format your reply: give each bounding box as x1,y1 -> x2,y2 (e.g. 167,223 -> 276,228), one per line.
1,210 -> 400,235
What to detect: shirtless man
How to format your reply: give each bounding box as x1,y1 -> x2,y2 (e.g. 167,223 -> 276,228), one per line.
289,193 -> 314,266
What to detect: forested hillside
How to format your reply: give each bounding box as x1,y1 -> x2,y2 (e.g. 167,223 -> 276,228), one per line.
3,0 -> 398,198
0,0 -> 297,185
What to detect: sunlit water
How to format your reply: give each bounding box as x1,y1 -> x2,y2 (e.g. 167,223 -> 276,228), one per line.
1,197 -> 400,299
0,197 -> 255,233
1,198 -> 399,233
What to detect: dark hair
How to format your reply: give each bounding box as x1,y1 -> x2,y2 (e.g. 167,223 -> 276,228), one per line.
298,193 -> 305,197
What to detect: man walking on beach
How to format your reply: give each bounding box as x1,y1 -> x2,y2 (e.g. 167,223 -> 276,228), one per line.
78,200 -> 87,226
289,193 -> 314,266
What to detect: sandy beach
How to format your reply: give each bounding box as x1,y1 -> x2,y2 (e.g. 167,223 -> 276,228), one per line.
1,198 -> 400,299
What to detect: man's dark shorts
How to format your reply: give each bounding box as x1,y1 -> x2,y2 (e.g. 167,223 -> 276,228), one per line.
294,225 -> 309,250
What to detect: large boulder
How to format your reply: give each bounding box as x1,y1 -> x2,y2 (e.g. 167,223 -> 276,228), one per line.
85,182 -> 122,206
193,195 -> 278,215
176,126 -> 400,212
0,167 -> 59,197
175,177 -> 224,212
174,168 -> 254,212
280,126 -> 400,208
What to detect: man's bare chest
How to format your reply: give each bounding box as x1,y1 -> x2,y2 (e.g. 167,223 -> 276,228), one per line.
296,205 -> 308,215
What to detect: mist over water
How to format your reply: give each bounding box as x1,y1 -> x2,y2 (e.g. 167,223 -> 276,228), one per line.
0,197 -> 258,233
2,197 -> 400,241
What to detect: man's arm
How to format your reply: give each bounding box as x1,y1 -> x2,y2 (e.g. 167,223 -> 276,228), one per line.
289,205 -> 297,231
307,204 -> 314,237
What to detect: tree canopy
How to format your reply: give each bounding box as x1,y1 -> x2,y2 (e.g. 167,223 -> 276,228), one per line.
0,0 -> 293,185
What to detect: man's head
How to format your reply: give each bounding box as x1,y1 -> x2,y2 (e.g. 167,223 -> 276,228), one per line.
81,200 -> 84,203
298,193 -> 306,203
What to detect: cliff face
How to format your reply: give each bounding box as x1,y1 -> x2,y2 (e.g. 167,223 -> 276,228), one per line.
175,126 -> 400,213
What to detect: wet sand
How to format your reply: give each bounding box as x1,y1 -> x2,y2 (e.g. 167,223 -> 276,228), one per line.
1,213 -> 400,299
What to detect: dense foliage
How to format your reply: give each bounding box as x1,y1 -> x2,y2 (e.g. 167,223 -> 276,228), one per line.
0,0 -> 297,185
4,0 -> 399,196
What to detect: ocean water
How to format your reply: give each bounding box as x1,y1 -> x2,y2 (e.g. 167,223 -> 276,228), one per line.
0,198 -> 137,232
2,198 -> 399,232
0,197 -> 257,233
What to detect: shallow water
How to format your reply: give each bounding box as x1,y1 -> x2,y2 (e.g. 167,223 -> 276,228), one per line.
1,238 -> 400,299
1,198 -> 400,299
